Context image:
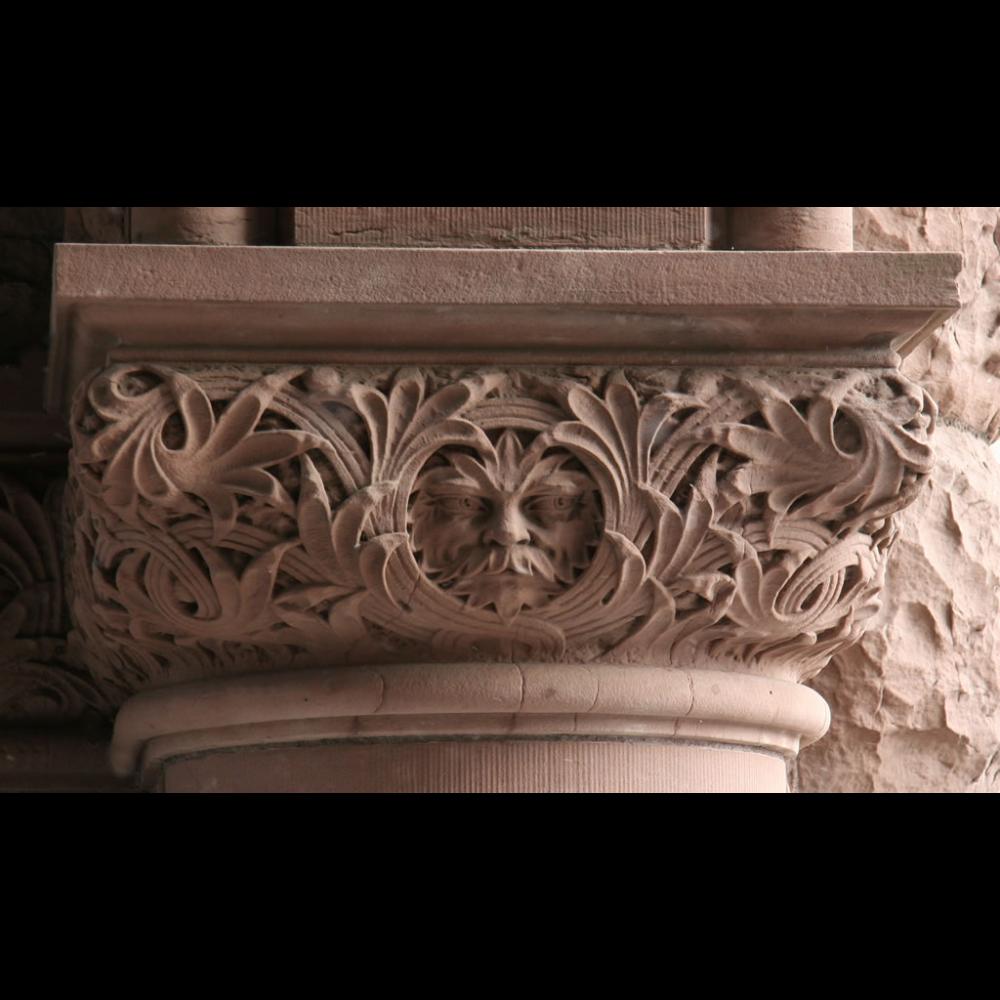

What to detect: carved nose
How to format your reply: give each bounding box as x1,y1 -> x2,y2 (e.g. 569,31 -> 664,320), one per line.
484,502 -> 531,547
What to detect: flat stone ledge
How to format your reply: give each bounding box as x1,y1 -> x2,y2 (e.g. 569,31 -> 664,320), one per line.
49,245 -> 960,414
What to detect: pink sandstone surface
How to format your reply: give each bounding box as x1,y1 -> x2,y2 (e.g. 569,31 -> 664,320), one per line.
797,208 -> 1000,792
856,206 -> 1000,440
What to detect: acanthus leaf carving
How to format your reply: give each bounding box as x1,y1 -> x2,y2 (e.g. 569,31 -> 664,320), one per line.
65,363 -> 936,704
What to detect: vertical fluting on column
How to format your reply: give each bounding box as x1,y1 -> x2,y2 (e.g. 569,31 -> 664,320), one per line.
156,740 -> 791,793
728,208 -> 854,251
129,208 -> 277,245
288,207 -> 710,249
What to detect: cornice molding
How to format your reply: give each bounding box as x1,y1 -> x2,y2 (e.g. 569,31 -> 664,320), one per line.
47,246 -> 962,414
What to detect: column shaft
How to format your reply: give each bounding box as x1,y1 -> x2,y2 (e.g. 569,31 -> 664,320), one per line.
129,207 -> 276,245
729,207 -> 853,250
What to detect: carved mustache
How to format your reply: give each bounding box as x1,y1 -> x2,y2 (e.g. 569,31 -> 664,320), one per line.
433,542 -> 562,585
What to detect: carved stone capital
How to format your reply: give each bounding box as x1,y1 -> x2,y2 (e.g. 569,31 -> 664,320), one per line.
63,361 -> 935,784
50,241 -> 960,790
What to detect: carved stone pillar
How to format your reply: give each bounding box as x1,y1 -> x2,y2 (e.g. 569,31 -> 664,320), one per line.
729,208 -> 854,251
129,208 -> 277,245
49,242 -> 960,791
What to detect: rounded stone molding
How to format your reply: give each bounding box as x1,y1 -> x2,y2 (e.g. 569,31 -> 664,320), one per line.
111,662 -> 830,791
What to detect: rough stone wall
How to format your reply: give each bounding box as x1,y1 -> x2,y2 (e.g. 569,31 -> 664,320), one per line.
796,207 -> 1000,792
857,207 -> 1000,440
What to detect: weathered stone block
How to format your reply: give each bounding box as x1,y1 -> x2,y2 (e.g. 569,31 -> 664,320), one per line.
856,207 -> 1000,441
797,422 -> 1000,792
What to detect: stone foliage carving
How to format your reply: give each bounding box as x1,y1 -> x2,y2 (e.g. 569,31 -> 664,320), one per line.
67,364 -> 935,707
0,474 -> 109,722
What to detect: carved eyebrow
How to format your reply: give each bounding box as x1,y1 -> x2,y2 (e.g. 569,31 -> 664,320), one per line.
414,469 -> 482,491
419,478 -> 487,492
522,472 -> 595,493
523,486 -> 585,496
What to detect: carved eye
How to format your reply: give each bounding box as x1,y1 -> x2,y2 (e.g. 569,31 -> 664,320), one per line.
526,494 -> 580,516
437,495 -> 488,515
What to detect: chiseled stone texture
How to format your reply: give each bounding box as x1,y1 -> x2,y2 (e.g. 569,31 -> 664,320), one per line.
855,207 -> 1000,441
796,423 -> 1000,792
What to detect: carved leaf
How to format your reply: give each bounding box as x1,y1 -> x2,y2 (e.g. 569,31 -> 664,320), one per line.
296,453 -> 394,586
707,384 -> 932,523
104,369 -> 324,542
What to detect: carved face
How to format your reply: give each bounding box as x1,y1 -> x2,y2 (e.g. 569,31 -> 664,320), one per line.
410,430 -> 600,621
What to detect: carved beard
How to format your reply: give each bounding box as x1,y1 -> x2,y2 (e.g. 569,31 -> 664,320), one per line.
435,537 -> 560,585
450,573 -> 561,622
438,541 -> 565,623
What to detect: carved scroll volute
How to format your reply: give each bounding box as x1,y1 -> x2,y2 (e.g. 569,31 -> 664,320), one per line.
65,364 -> 935,707
0,475 -> 109,723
